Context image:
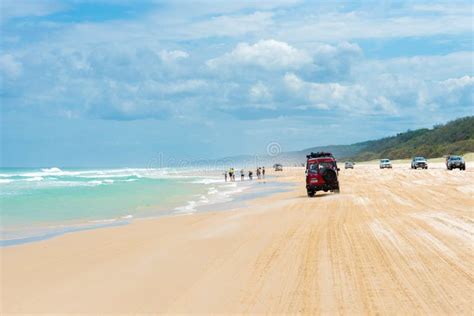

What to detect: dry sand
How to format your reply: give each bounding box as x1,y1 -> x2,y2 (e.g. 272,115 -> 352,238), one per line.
2,162 -> 473,314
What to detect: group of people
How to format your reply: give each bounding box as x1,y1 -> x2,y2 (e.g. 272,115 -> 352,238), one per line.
224,167 -> 265,182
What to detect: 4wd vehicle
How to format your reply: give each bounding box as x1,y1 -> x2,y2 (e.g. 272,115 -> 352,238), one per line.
344,161 -> 354,169
273,163 -> 283,171
411,157 -> 428,169
379,159 -> 392,169
306,152 -> 340,197
446,155 -> 466,170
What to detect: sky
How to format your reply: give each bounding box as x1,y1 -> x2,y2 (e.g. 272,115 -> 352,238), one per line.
1,0 -> 473,167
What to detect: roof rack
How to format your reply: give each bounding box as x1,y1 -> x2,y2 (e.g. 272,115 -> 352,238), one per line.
306,152 -> 334,159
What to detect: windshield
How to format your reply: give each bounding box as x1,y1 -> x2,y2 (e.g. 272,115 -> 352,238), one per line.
415,157 -> 426,161
381,159 -> 390,163
450,157 -> 461,161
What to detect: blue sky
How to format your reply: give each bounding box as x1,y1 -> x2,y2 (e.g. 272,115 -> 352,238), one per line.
1,0 -> 473,167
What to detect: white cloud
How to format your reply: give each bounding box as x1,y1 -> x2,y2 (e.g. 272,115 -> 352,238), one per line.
277,8 -> 473,42
207,39 -> 312,70
0,54 -> 22,79
159,50 -> 189,63
284,72 -> 374,113
1,1 -> 472,123
189,12 -> 274,38
249,82 -> 272,102
357,51 -> 471,80
411,3 -> 473,14
314,42 -> 362,57
431,75 -> 474,108
151,0 -> 301,17
373,96 -> 398,115
0,0 -> 64,22
154,79 -> 207,95
440,75 -> 474,92
283,73 -> 304,91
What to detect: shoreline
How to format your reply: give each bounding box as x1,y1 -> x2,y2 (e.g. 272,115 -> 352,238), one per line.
1,175 -> 295,247
2,164 -> 473,314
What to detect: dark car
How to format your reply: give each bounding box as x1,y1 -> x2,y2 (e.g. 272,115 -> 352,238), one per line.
305,152 -> 340,197
446,156 -> 466,170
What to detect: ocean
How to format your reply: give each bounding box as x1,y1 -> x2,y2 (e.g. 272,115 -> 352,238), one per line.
1,167 -> 281,246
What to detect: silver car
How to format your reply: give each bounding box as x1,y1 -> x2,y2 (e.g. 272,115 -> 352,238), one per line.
411,157 -> 428,169
379,159 -> 392,169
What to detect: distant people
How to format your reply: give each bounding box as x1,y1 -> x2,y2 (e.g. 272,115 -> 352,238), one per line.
256,167 -> 261,179
229,168 -> 235,182
248,170 -> 253,180
262,166 -> 265,178
240,169 -> 244,181
224,172 -> 228,182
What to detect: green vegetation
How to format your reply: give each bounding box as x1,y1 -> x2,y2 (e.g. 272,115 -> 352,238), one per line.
348,116 -> 474,161
299,116 -> 474,162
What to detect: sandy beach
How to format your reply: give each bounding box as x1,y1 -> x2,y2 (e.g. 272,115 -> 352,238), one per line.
2,162 -> 473,314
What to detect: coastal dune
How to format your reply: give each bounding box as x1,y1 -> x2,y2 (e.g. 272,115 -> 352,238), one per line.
2,163 -> 473,314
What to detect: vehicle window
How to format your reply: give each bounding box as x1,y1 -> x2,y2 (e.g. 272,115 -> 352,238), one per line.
319,162 -> 335,169
309,163 -> 318,173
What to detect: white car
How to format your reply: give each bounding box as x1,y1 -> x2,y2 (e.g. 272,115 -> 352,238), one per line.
411,157 -> 428,169
344,161 -> 354,169
379,159 -> 392,169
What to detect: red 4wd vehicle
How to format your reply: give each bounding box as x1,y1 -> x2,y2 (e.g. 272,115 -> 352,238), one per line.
305,152 -> 340,197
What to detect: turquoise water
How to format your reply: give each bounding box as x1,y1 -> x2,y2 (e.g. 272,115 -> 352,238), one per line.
0,167 -> 291,246
0,167 -> 228,242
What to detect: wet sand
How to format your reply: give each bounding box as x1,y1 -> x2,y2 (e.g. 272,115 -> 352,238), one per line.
2,162 -> 473,314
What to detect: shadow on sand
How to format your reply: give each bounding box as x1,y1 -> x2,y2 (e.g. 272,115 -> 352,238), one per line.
298,192 -> 337,199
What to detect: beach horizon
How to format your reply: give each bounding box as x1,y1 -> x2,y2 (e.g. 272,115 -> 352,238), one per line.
2,162 -> 473,314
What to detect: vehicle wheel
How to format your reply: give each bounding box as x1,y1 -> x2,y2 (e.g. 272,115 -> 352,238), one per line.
334,187 -> 340,194
322,169 -> 338,184
307,190 -> 315,197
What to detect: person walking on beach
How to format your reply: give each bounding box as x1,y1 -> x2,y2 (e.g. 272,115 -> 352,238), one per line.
240,169 -> 244,181
229,168 -> 235,182
224,171 -> 228,182
256,167 -> 261,180
248,170 -> 253,180
262,166 -> 266,179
